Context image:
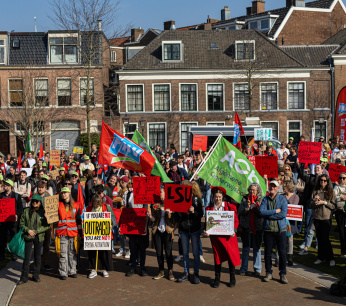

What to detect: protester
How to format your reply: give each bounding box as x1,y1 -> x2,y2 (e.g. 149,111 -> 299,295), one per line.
283,165 -> 297,185
14,170 -> 32,209
286,146 -> 298,180
334,172 -> 346,258
167,161 -> 182,183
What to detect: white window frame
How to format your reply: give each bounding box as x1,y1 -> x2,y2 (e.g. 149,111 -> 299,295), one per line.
56,77 -> 72,106
260,120 -> 280,140
206,83 -> 225,112
110,50 -> 117,62
125,83 -> 145,112
8,78 -> 23,108
79,77 -> 95,106
0,38 -> 6,65
162,40 -> 183,62
180,122 -> 198,153
15,122 -> 25,132
152,83 -> 171,112
123,122 -> 138,139
314,120 -> 328,142
179,83 -> 198,112
233,82 -> 250,111
287,81 -> 306,110
235,40 -> 255,61
260,81 -> 279,110
287,120 -> 302,142
48,33 -> 79,65
147,122 -> 167,151
206,122 -> 225,126
34,78 -> 49,107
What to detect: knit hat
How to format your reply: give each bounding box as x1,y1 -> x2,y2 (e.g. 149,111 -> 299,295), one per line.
60,187 -> 71,193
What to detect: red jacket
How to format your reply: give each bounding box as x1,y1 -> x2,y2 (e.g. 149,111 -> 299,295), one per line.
56,201 -> 81,237
206,202 -> 241,266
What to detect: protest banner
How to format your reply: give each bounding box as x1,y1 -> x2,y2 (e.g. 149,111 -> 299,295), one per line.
50,150 -> 60,167
254,128 -> 272,141
55,139 -> 69,150
164,184 -> 192,213
119,208 -> 147,235
206,211 -> 234,235
73,146 -> 84,154
133,176 -> 160,204
298,141 -> 322,164
192,135 -> 208,151
22,168 -> 32,177
255,155 -> 278,178
0,199 -> 16,222
112,208 -> 122,225
328,163 -> 346,183
84,211 -> 112,250
44,195 -> 59,224
248,155 -> 256,168
49,170 -> 60,180
287,204 -> 303,221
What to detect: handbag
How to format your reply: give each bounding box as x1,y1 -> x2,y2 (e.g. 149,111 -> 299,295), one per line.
286,220 -> 292,237
7,228 -> 26,259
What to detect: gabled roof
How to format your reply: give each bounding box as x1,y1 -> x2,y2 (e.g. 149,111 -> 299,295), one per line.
109,36 -> 130,47
322,28 -> 346,54
123,30 -> 304,71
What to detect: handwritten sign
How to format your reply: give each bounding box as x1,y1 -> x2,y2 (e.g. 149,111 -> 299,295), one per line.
298,141 -> 322,164
56,139 -> 69,150
0,199 -> 16,222
84,211 -> 112,250
254,128 -> 272,141
248,155 -> 256,168
119,208 -> 147,235
44,195 -> 59,224
255,156 -> 278,178
192,135 -> 208,151
50,150 -> 60,167
73,146 -> 84,154
133,176 -> 160,204
164,184 -> 193,213
49,170 -> 59,180
287,204 -> 303,221
328,163 -> 346,183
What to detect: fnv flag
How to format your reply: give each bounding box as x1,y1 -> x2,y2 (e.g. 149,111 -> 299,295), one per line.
132,130 -> 172,183
197,137 -> 266,203
233,112 -> 244,148
98,122 -> 155,176
25,131 -> 32,154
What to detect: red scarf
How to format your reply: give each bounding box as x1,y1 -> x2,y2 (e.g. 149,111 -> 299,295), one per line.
249,195 -> 258,234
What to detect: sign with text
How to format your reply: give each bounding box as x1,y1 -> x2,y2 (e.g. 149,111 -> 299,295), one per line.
0,199 -> 16,222
73,146 -> 84,154
192,135 -> 208,151
287,204 -> 303,221
206,210 -> 234,235
254,128 -> 272,141
44,195 -> 59,224
84,211 -> 112,250
164,184 -> 193,213
133,176 -> 160,204
49,170 -> 60,180
119,208 -> 147,235
50,150 -> 60,167
22,168 -> 32,177
55,139 -> 69,150
255,155 -> 278,178
298,141 -> 322,164
248,155 -> 256,168
328,163 -> 346,183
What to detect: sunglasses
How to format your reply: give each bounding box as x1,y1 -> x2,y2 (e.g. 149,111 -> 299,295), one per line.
64,183 -> 72,186
340,177 -> 346,180
72,175 -> 78,178
320,179 -> 327,182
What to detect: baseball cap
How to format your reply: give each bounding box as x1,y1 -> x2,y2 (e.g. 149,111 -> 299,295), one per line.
41,175 -> 50,181
0,174 -> 3,181
60,187 -> 71,193
42,163 -> 47,167
267,142 -> 273,146
59,167 -> 65,171
4,179 -> 14,187
269,180 -> 279,187
71,160 -> 77,164
320,157 -> 328,163
84,156 -> 90,161
31,194 -> 42,203
120,175 -> 129,183
72,172 -> 79,177
289,137 -> 294,140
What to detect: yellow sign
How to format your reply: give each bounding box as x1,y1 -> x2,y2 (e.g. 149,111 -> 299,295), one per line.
73,146 -> 84,154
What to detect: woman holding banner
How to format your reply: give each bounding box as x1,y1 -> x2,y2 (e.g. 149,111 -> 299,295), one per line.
204,187 -> 241,288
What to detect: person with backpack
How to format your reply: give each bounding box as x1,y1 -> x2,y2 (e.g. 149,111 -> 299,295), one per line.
14,170 -> 32,209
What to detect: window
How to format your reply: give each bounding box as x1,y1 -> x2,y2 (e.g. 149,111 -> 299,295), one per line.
154,84 -> 170,111
33,121 -> 45,133
9,79 -> 23,107
15,122 -> 24,132
261,19 -> 270,29
0,39 -> 5,64
288,82 -> 305,109
127,85 -> 143,112
261,83 -> 277,110
80,78 -> 94,106
207,122 -> 225,126
49,36 -> 78,64
13,40 -> 20,48
163,43 -> 181,61
235,41 -> 255,60
181,84 -> 197,111
207,84 -> 223,111
288,121 -> 301,144
35,79 -> 49,106
181,123 -> 197,152
249,21 -> 257,29
234,84 -> 250,110
149,123 -> 166,151
57,79 -> 72,106
124,123 -> 137,140
261,122 -> 278,139
315,121 -> 326,141
110,50 -> 117,62
228,25 -> 236,30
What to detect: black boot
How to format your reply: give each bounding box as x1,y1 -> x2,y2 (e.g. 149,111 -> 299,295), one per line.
287,254 -> 293,266
212,273 -> 220,288
229,264 -> 236,287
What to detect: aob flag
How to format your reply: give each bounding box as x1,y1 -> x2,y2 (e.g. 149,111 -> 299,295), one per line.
197,137 -> 266,203
98,122 -> 155,176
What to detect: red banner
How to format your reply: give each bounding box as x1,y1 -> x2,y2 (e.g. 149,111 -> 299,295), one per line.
119,208 -> 147,235
328,163 -> 346,183
0,199 -> 16,222
248,155 -> 256,168
255,156 -> 278,178
335,86 -> 346,140
192,135 -> 208,151
287,204 -> 303,221
164,184 -> 192,213
298,141 -> 322,164
133,176 -> 160,204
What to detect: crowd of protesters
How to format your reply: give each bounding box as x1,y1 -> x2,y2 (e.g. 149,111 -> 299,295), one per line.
0,135 -> 345,289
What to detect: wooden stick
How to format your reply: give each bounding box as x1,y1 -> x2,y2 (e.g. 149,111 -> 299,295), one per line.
95,250 -> 98,272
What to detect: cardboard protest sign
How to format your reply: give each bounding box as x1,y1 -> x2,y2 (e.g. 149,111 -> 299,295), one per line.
328,163 -> 346,183
119,208 -> 147,235
254,128 -> 272,141
56,139 -> 69,150
73,146 -> 84,154
84,211 -> 112,250
0,199 -> 16,222
298,141 -> 322,164
49,170 -> 59,180
133,176 -> 160,204
255,156 -> 278,178
248,156 -> 256,168
192,135 -> 208,151
287,204 -> 303,221
206,211 -> 234,235
164,184 -> 193,213
50,150 -> 60,167
44,195 -> 59,224
22,168 -> 32,177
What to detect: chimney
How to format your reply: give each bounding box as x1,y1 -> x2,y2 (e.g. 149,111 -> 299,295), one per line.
97,20 -> 102,31
286,0 -> 305,7
252,1 -> 265,14
295,0 -> 305,7
221,6 -> 231,21
131,27 -> 144,42
201,23 -> 212,30
164,20 -> 175,31
246,7 -> 252,16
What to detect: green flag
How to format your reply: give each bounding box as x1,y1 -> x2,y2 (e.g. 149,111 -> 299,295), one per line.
197,136 -> 266,203
25,131 -> 32,154
132,130 -> 172,183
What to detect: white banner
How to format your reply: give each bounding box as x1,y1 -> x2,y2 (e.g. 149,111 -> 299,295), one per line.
84,212 -> 112,250
206,210 -> 234,235
254,128 -> 272,141
55,139 -> 69,150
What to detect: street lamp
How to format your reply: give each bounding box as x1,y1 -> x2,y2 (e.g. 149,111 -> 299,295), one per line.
139,118 -> 146,134
122,115 -> 130,137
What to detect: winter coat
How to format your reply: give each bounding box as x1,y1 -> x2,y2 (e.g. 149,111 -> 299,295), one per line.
238,194 -> 264,231
310,189 -> 336,220
19,207 -> 49,242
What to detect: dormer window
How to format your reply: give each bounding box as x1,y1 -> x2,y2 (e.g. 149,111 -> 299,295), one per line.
162,41 -> 182,62
13,40 -> 20,49
246,15 -> 278,32
0,39 -> 5,64
49,34 -> 78,64
235,40 -> 255,61
249,21 -> 258,29
261,19 -> 270,30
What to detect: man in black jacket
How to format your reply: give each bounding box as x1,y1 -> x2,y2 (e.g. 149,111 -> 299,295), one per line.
0,179 -> 23,261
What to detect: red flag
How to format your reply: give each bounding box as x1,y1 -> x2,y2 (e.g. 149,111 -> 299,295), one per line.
77,183 -> 85,213
335,86 -> 346,140
233,112 -> 245,148
39,142 -> 44,160
98,122 -> 155,176
16,151 -> 22,171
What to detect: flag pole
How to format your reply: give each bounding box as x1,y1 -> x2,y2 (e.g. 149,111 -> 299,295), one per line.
190,133 -> 223,182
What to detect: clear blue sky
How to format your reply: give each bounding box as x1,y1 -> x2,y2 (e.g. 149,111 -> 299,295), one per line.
2,0 -> 345,36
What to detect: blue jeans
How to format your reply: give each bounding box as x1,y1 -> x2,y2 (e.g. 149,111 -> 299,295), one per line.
202,188 -> 211,215
293,172 -> 298,180
264,231 -> 287,276
119,235 -> 126,252
180,230 -> 201,274
303,207 -> 313,241
240,230 -> 263,273
305,229 -> 315,248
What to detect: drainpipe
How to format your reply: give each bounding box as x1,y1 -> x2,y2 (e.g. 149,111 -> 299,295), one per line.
328,57 -> 335,137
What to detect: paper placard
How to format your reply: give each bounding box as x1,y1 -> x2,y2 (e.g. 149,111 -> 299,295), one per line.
192,135 -> 208,151
56,139 -> 69,150
327,163 -> 346,183
22,168 -> 32,177
248,155 -> 256,168
255,155 -> 278,178
298,141 -> 322,164
0,199 -> 16,222
133,176 -> 160,204
73,146 -> 84,154
254,128 -> 272,141
44,195 -> 59,224
287,204 -> 303,221
84,211 -> 112,250
49,170 -> 60,180
119,208 -> 147,235
50,150 -> 60,167
164,184 -> 193,213
206,210 -> 234,235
